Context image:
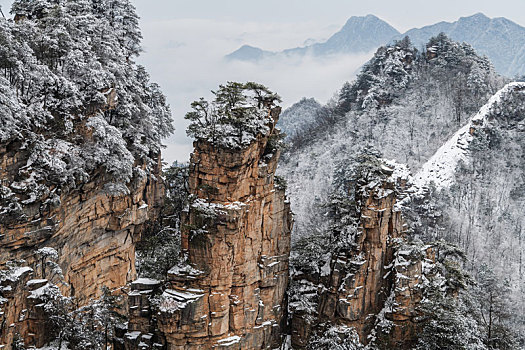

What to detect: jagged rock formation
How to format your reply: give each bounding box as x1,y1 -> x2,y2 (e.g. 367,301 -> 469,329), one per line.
290,162 -> 433,349
122,107 -> 293,349
0,266 -> 48,347
318,173 -> 406,340
0,118 -> 164,348
1,1 -> 173,346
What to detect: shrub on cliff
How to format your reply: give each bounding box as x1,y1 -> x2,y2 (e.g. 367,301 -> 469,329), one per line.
308,324 -> 363,350
136,162 -> 188,280
185,81 -> 281,148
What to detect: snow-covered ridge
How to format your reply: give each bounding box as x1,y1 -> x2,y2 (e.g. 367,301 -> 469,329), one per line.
414,82 -> 525,190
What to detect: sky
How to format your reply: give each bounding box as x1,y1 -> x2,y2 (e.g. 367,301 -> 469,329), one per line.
1,0 -> 525,164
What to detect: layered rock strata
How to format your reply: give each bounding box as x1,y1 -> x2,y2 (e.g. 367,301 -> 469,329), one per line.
0,130 -> 163,347
318,175 -> 405,339
124,107 -> 292,349
0,267 -> 48,348
291,163 -> 432,349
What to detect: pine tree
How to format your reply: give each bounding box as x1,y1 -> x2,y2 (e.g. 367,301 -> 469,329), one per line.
185,81 -> 281,148
475,264 -> 519,349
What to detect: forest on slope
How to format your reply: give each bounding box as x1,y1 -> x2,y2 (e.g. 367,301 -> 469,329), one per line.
278,34 -> 524,348
0,0 -> 173,224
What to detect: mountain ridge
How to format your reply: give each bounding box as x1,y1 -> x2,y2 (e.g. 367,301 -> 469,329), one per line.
227,13 -> 525,76
226,14 -> 399,60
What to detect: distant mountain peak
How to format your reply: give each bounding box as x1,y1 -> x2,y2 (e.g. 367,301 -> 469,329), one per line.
227,15 -> 399,61
465,12 -> 489,19
225,44 -> 273,61
227,13 -> 525,77
398,14 -> 525,76
340,14 -> 395,31
344,14 -> 380,23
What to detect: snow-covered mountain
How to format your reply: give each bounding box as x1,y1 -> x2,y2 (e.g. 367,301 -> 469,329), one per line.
396,13 -> 525,77
226,15 -> 400,61
277,34 -> 504,240
277,97 -> 322,140
411,81 -> 525,337
227,13 -> 525,77
413,82 -> 525,190
277,35 -> 525,343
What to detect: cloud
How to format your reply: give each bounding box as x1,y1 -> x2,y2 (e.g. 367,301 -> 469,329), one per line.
136,18 -> 372,164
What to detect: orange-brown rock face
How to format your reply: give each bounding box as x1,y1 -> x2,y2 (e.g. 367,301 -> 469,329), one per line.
0,143 -> 163,348
318,180 -> 404,340
151,108 -> 292,349
291,166 -> 430,349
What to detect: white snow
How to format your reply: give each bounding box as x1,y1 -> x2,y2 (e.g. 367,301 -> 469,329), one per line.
131,277 -> 160,286
414,82 -> 525,190
36,247 -> 59,259
320,259 -> 331,277
158,288 -> 204,313
35,341 -> 70,350
163,289 -> 204,301
125,331 -> 141,340
216,335 -> 241,346
28,283 -> 55,299
168,262 -> 203,277
413,121 -> 473,190
26,279 -> 48,287
8,266 -> 33,281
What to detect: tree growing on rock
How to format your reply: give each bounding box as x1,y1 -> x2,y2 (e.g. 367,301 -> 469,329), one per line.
136,162 -> 188,280
185,81 -> 281,148
35,247 -> 61,280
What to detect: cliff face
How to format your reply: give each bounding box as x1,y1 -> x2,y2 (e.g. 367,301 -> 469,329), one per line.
0,121 -> 164,348
318,179 -> 405,339
290,163 -> 431,349
123,107 -> 293,349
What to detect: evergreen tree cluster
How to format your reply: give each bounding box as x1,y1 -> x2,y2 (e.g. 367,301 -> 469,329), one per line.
285,34 -> 503,154
185,81 -> 281,148
39,284 -> 125,350
339,34 -> 497,116
135,162 -> 189,280
0,0 -> 173,221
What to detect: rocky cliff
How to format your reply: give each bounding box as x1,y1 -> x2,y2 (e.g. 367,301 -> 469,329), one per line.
122,107 -> 293,349
0,115 -> 164,348
289,161 -> 434,349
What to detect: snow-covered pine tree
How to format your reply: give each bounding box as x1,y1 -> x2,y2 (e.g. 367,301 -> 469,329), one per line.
0,0 -> 173,220
185,81 -> 281,149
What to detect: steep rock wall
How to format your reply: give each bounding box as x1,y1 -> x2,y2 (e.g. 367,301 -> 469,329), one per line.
290,164 -> 431,349
0,123 -> 163,348
318,181 -> 405,339
123,107 -> 293,350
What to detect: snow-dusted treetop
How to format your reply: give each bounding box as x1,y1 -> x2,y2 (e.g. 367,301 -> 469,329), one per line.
185,82 -> 281,149
277,97 -> 322,140
0,0 -> 173,221
414,82 -> 525,190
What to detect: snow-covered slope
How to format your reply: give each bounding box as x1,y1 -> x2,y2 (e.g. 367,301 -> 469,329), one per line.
277,36 -> 504,241
277,97 -> 322,140
414,82 -> 525,190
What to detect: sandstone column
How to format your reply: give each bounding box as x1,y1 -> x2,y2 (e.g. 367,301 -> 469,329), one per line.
157,107 -> 292,349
